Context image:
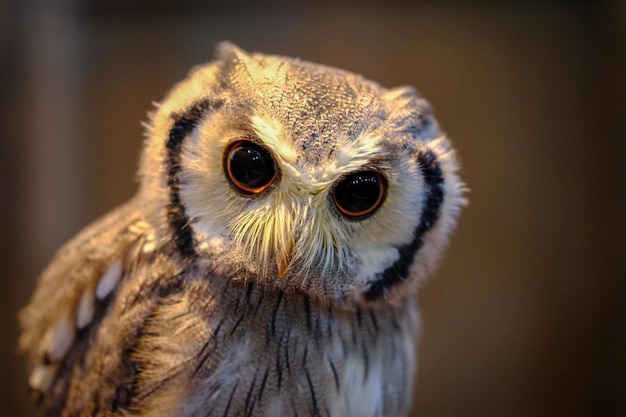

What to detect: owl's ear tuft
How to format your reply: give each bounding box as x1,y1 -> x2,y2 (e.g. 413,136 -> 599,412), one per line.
215,41 -> 250,63
214,41 -> 259,84
382,86 -> 419,103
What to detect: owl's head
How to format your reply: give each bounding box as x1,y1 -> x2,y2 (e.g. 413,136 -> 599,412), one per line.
140,43 -> 465,307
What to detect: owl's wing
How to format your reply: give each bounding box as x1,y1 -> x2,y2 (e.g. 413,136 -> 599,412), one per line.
19,196 -> 152,392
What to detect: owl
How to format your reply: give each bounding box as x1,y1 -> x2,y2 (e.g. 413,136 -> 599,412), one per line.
19,43 -> 465,417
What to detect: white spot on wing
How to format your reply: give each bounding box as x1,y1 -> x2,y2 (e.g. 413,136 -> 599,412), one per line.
75,287 -> 95,330
142,233 -> 156,253
45,311 -> 74,362
28,363 -> 57,392
95,258 -> 122,300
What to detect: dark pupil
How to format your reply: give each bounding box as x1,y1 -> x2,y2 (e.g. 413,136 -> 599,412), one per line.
229,145 -> 274,189
335,173 -> 382,215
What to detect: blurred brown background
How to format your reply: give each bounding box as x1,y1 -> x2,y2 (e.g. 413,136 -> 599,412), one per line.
1,1 -> 624,416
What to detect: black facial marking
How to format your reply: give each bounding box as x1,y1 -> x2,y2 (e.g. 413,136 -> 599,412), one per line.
364,149 -> 445,300
166,99 -> 223,257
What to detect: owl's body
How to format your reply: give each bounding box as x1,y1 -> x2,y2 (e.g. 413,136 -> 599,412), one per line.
20,44 -> 465,417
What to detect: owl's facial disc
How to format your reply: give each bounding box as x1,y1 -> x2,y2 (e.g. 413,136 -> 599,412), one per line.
218,130 -> 387,279
178,106 -> 429,303
164,46 -> 465,305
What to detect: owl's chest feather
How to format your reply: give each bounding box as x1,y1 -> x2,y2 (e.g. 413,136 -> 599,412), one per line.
124,274 -> 419,417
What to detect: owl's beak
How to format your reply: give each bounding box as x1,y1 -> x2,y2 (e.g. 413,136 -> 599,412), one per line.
277,238 -> 294,279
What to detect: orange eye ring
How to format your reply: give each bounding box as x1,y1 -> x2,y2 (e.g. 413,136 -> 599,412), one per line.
224,140 -> 277,195
332,171 -> 387,220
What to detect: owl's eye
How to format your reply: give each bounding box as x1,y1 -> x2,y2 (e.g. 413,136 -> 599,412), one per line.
224,140 -> 277,195
332,171 -> 387,220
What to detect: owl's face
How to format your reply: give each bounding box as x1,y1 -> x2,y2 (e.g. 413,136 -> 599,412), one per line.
140,43 -> 464,306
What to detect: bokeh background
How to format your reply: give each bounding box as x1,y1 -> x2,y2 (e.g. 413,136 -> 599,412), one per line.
1,1 -> 624,416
